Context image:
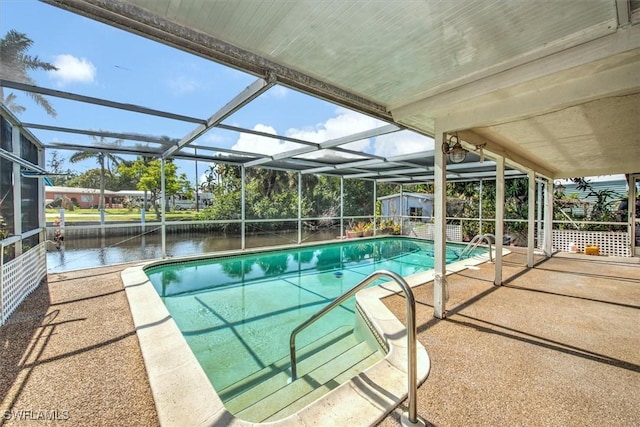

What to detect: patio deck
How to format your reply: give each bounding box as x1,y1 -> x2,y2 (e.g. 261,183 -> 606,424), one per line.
1,249 -> 638,426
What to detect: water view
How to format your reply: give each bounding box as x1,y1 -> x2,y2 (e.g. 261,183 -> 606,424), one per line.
45,229 -> 338,272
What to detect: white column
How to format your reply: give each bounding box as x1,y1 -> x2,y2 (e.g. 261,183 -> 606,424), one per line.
12,126 -> 22,256
38,146 -> 46,243
241,166 -> 246,250
527,170 -> 536,267
494,156 -> 504,286
340,177 -> 344,238
297,172 -> 302,244
400,184 -> 404,234
543,179 -> 554,256
479,179 -> 483,235
373,180 -> 377,234
161,158 -> 166,258
537,181 -> 543,249
434,129 -> 447,319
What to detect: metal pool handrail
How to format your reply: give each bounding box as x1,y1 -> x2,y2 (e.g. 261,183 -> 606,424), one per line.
289,269 -> 420,424
458,233 -> 494,262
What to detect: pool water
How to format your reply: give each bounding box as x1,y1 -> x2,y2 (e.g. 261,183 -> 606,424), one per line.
145,237 -> 472,405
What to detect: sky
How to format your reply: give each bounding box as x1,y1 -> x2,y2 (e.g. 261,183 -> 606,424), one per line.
0,0 -> 434,187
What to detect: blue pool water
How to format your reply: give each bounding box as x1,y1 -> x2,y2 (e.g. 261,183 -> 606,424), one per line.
145,237 -> 474,401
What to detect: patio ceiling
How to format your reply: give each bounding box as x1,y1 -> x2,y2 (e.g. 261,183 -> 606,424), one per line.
38,0 -> 640,181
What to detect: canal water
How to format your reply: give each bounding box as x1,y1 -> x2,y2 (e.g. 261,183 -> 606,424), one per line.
46,229 -> 339,272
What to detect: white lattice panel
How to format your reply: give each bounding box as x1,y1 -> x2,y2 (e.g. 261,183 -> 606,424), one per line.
552,230 -> 630,257
408,223 -> 462,242
1,242 -> 48,325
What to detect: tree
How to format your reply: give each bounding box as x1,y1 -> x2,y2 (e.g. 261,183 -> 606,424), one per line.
0,30 -> 57,117
201,164 -> 219,192
70,136 -> 124,210
118,158 -> 190,219
566,177 -> 622,231
46,150 -> 76,186
66,169 -> 121,194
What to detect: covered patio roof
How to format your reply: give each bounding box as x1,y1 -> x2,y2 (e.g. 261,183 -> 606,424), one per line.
33,0 -> 639,181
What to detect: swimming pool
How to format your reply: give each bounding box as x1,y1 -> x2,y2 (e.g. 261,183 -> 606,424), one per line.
143,237 -> 480,421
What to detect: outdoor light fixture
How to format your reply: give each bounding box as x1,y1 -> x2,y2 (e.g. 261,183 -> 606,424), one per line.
442,134 -> 467,163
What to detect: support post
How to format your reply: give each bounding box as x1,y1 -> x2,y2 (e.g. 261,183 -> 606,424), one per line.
160,158 -> 166,258
479,179 -> 483,235
241,166 -> 246,250
373,180 -> 377,235
494,156 -> 504,286
544,179 -> 554,256
400,184 -> 404,234
11,126 -> 22,257
433,129 -> 447,319
340,177 -> 344,238
298,172 -> 302,244
527,170 -> 536,267
195,148 -> 199,211
537,181 -> 543,249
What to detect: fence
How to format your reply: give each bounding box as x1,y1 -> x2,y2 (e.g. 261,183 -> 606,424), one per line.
1,241 -> 48,326
552,229 -> 630,257
403,220 -> 463,242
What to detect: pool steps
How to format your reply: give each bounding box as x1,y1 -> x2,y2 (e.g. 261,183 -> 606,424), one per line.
218,326 -> 354,402
122,241 -> 494,425
220,325 -> 384,422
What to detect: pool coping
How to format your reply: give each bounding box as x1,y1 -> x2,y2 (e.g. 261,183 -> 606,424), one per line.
121,241 -> 500,426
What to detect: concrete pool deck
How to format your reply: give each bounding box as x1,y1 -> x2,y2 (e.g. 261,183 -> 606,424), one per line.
1,248 -> 638,426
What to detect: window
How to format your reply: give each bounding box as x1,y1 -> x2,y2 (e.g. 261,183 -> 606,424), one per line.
21,134 -> 40,233
409,207 -> 423,218
0,117 -> 14,240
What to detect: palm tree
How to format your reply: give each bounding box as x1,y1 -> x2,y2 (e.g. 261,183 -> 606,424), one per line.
70,136 -> 124,211
0,30 -> 57,117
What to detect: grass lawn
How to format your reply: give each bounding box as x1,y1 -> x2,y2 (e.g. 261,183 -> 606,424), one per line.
45,208 -> 199,222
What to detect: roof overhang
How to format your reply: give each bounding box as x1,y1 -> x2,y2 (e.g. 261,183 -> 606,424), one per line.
33,0 -> 640,180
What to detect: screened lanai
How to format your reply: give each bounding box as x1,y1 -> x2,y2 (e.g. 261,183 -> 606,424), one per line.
1,0 -> 639,323
1,2 -> 639,426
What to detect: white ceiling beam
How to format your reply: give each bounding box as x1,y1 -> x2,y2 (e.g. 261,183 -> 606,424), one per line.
391,24 -> 640,120
457,130 -> 553,178
0,147 -> 48,174
301,158 -> 387,175
616,0 -> 632,27
440,59 -> 639,133
553,161 -> 640,179
0,79 -> 204,124
163,76 -> 275,158
375,169 -> 525,183
244,124 -> 399,168
386,150 -> 435,162
22,123 -> 173,145
42,0 -> 393,123
47,142 -> 162,157
318,124 -> 400,149
217,123 -> 318,147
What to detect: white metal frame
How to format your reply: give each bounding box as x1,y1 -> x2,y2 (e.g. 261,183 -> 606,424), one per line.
631,174 -> 640,256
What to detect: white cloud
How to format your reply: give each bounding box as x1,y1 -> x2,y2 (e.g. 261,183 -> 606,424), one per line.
287,108 -> 386,160
373,131 -> 434,158
49,54 -> 96,85
227,109 -> 430,162
288,107 -> 382,143
231,123 -> 301,155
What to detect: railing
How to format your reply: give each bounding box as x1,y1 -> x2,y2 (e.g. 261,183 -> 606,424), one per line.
458,233 -> 495,262
289,269 -> 420,424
